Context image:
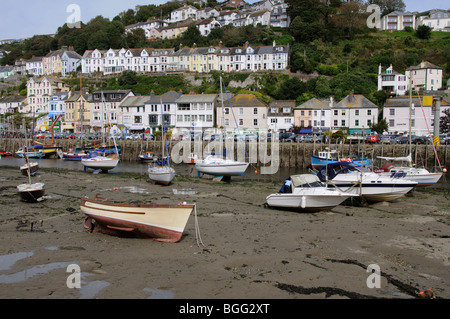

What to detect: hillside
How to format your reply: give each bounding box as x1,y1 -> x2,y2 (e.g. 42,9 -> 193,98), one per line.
1,1 -> 449,108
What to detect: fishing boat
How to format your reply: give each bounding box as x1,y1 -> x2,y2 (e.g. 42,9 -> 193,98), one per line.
16,146 -> 46,158
148,97 -> 175,185
316,161 -> 418,203
311,150 -> 372,169
376,154 -> 443,187
80,196 -> 195,243
195,155 -> 249,177
60,149 -> 89,161
139,151 -> 157,163
266,174 -> 358,212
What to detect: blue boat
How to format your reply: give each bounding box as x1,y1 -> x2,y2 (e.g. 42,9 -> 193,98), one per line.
311,150 -> 371,169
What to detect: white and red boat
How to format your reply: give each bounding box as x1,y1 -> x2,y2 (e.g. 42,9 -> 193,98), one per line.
81,196 -> 195,243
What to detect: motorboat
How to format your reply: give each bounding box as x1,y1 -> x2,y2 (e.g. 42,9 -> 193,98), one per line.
195,155 -> 249,177
376,154 -> 443,187
81,196 -> 195,243
266,174 -> 358,212
139,151 -> 157,163
316,162 -> 418,202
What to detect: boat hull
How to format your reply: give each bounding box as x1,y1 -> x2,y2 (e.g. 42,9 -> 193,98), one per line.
148,166 -> 175,185
20,162 -> 39,176
266,189 -> 353,212
329,180 -> 417,202
195,162 -> 249,176
80,197 -> 194,243
81,157 -> 119,171
17,183 -> 45,202
311,155 -> 371,169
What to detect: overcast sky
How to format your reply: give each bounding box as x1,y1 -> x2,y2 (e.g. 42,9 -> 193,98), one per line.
0,0 -> 448,41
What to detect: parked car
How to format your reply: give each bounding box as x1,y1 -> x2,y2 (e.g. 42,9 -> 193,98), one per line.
380,135 -> 391,144
395,136 -> 410,144
65,134 -> 77,139
35,133 -> 47,139
279,132 -> 295,142
303,135 -> 315,143
411,136 -> 429,144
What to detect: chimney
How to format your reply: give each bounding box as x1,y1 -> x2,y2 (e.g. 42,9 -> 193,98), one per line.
244,41 -> 249,49
273,40 -> 276,47
150,89 -> 155,98
193,43 -> 197,48
219,41 -> 222,48
379,64 -> 382,75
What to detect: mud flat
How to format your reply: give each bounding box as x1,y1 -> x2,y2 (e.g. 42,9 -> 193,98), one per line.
0,166 -> 449,299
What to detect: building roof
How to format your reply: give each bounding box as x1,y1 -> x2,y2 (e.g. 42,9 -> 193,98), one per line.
176,93 -> 218,103
296,98 -> 329,110
227,93 -> 267,108
407,61 -> 443,71
334,94 -> 378,109
120,96 -> 150,107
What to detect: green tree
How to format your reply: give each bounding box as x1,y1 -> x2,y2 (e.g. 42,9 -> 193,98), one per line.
181,25 -> 203,47
415,25 -> 432,40
118,70 -> 138,87
440,108 -> 450,133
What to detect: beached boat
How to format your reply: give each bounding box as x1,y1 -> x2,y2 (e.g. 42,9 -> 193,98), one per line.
148,98 -> 175,185
17,182 -> 45,202
17,152 -> 45,202
148,157 -> 176,185
311,150 -> 372,169
316,161 -> 418,202
80,196 -> 195,243
266,174 -> 357,212
20,161 -> 39,176
81,151 -> 119,172
195,155 -> 249,177
376,154 -> 443,187
139,151 -> 157,163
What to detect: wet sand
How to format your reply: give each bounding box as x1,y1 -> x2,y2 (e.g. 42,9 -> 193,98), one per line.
0,166 -> 449,299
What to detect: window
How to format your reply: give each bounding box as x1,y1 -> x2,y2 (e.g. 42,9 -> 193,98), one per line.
355,119 -> 359,126
239,108 -> 244,115
239,119 -> 243,126
341,120 -> 345,126
135,116 -> 142,124
253,119 -> 258,126
253,108 -> 258,115
355,110 -> 359,116
389,119 -> 395,127
390,109 -> 395,116
367,110 -> 372,116
149,115 -> 158,125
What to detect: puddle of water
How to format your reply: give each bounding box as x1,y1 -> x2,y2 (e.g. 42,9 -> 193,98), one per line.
0,261 -> 75,284
144,287 -> 175,299
172,189 -> 197,195
80,273 -> 110,299
0,252 -> 34,271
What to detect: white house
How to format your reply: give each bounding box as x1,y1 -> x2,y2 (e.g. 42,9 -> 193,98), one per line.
378,64 -> 409,96
142,90 -> 183,134
25,57 -> 44,76
195,18 -> 222,36
405,61 -> 443,92
380,11 -> 417,31
384,95 -> 450,135
267,100 -> 295,131
170,5 -> 198,23
125,19 -> 168,39
0,95 -> 27,115
417,9 -> 450,32
0,66 -> 15,79
26,76 -> 69,114
332,94 -> 379,134
175,93 -> 217,131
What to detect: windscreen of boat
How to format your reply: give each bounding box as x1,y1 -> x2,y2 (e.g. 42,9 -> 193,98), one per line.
291,174 -> 322,188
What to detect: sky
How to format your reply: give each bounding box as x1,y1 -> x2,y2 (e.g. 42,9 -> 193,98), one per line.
0,0 -> 449,41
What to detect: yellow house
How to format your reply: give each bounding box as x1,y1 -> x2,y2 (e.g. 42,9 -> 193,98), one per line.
63,91 -> 90,134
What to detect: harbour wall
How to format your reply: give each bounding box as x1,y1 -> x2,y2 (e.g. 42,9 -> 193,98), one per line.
1,138 -> 449,170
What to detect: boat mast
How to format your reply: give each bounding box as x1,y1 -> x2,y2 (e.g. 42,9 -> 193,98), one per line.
408,72 -> 413,168
80,74 -> 83,148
